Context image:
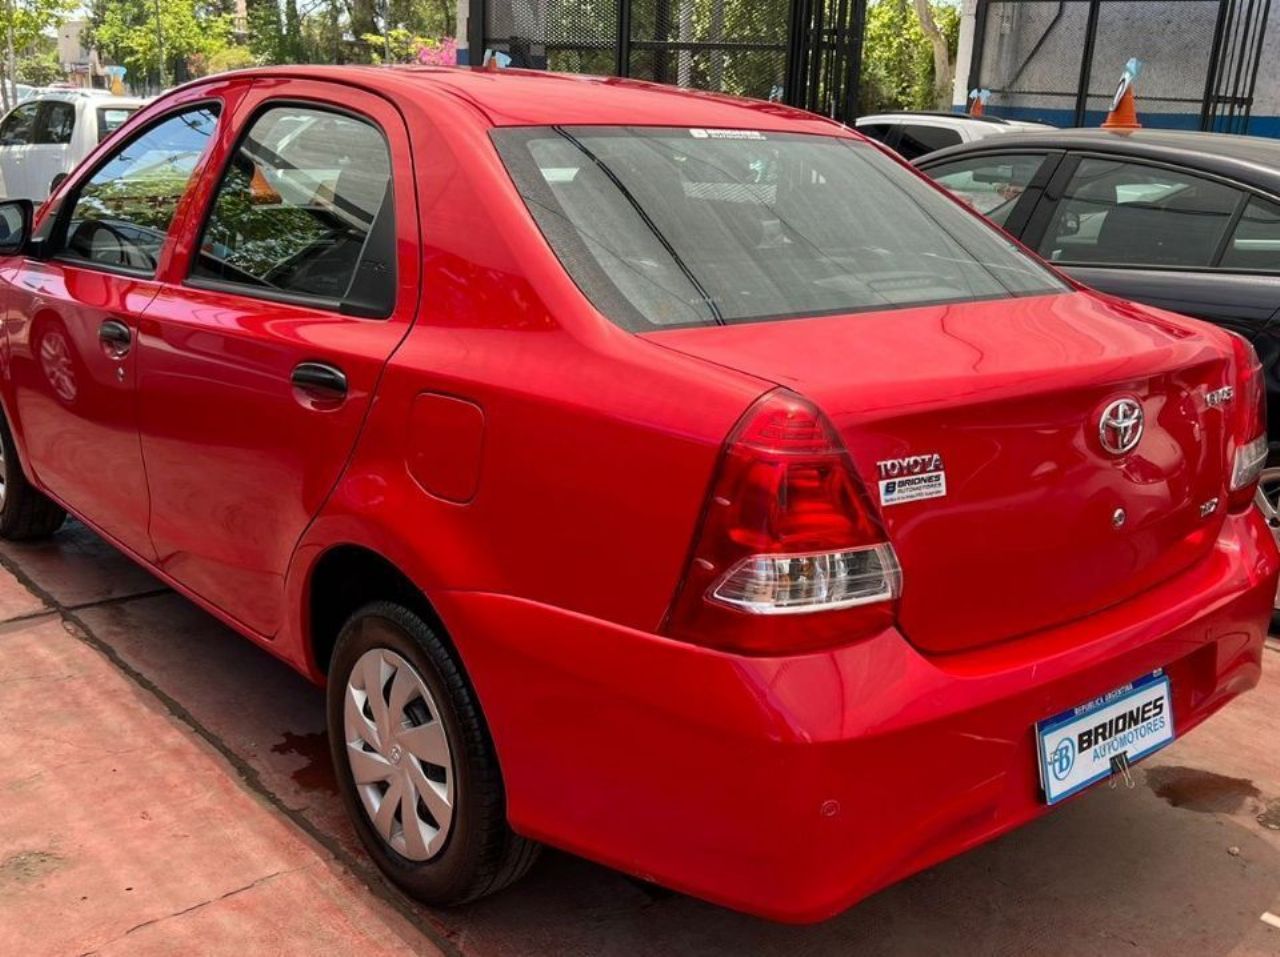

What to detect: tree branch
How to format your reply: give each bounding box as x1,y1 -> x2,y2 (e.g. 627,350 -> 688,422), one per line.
911,0 -> 953,109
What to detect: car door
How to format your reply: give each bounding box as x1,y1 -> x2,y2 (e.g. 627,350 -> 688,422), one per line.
918,150 -> 1064,237
1022,154 -> 1279,336
136,83 -> 419,637
28,99 -> 76,199
5,103 -> 225,559
0,102 -> 39,199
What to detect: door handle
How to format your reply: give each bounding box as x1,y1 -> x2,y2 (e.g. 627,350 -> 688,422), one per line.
99,318 -> 131,359
291,361 -> 347,400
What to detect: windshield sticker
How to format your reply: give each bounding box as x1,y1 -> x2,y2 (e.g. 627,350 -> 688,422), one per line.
688,128 -> 767,140
877,454 -> 947,507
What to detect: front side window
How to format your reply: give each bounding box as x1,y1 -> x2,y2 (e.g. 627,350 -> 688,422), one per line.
493,127 -> 1064,331
1038,158 -> 1241,268
36,101 -> 75,145
0,103 -> 38,146
59,105 -> 221,274
1220,196 -> 1280,272
893,124 -> 963,160
926,153 -> 1048,227
97,106 -> 138,143
191,105 -> 393,306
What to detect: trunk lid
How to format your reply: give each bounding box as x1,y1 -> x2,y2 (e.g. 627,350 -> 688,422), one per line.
647,292 -> 1235,654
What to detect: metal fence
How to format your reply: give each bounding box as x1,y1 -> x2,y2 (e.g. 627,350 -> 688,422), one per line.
969,0 -> 1272,133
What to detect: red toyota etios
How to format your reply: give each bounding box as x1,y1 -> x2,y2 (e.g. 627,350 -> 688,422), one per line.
0,67 -> 1272,922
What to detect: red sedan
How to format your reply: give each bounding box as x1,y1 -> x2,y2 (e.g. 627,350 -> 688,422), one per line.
0,67 -> 1272,922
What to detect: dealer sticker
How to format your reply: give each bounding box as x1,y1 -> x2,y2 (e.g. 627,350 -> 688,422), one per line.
875,453 -> 947,507
1036,671 -> 1174,804
688,128 -> 767,140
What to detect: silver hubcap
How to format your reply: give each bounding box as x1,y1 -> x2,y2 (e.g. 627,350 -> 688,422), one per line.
1256,467 -> 1280,612
344,648 -> 455,861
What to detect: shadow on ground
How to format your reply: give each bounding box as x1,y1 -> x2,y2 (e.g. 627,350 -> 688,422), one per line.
5,522 -> 1280,956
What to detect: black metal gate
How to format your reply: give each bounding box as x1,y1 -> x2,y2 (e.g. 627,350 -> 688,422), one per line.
1204,0 -> 1274,132
968,0 -> 1272,132
471,0 -> 867,122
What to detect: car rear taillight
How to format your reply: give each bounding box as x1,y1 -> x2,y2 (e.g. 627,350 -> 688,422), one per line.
1228,335 -> 1267,511
661,389 -> 901,655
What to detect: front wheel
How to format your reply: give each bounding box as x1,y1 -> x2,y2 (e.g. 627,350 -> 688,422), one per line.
0,409 -> 65,540
326,601 -> 539,905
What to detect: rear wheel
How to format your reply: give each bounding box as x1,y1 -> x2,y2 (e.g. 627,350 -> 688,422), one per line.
326,601 -> 539,905
0,410 -> 65,541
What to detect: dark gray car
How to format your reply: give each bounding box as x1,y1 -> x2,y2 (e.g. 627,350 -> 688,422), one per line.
915,129 -> 1280,460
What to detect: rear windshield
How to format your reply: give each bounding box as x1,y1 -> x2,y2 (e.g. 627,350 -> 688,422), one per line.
492,127 -> 1066,330
97,106 -> 137,142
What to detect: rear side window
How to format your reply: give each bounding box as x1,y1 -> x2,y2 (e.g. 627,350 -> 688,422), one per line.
893,124 -> 963,160
925,153 -> 1047,227
857,123 -> 893,143
1220,196 -> 1280,272
1038,158 -> 1241,268
0,103 -> 37,145
493,127 -> 1064,331
97,107 -> 137,143
59,105 -> 221,275
191,105 -> 394,311
35,101 -> 75,144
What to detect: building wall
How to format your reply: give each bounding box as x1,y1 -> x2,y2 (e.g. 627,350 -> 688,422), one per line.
954,1 -> 1280,136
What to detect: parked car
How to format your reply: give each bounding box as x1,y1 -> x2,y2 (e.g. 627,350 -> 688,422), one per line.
855,111 -> 1054,159
0,91 -> 143,201
0,67 -> 1272,923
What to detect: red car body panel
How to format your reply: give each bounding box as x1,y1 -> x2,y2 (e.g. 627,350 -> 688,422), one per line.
0,66 -> 1274,921
7,262 -> 160,559
649,293 -> 1240,653
432,508 -> 1271,920
133,80 -> 421,637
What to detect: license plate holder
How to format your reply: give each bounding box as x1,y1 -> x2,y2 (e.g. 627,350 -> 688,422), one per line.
1036,671 -> 1174,804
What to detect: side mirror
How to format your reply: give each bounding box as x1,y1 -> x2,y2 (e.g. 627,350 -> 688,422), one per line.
0,199 -> 33,255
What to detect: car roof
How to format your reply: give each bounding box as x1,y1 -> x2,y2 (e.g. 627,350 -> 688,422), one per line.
856,111 -> 1048,128
919,127 -> 1280,194
184,65 -> 848,134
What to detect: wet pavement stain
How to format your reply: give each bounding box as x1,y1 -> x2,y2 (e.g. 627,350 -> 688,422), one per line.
0,850 -> 64,888
271,731 -> 339,795
1145,765 -> 1260,813
1258,799 -> 1280,830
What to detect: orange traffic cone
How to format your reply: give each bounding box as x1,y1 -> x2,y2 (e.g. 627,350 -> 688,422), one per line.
1102,59 -> 1143,131
249,164 -> 281,205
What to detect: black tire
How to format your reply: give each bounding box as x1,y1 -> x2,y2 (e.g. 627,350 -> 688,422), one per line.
326,600 -> 539,905
0,410 -> 65,540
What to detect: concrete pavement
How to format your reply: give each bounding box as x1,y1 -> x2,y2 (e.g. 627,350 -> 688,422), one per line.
1,521 -> 1279,955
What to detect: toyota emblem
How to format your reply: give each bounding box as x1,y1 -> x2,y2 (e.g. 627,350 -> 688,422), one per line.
1098,398 -> 1144,456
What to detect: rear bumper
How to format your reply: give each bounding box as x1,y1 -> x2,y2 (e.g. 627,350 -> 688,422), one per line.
434,509 -> 1278,923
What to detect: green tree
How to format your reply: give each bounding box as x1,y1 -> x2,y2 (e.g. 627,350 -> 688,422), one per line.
0,0 -> 76,107
861,0 -> 959,113
16,49 -> 61,86
205,44 -> 256,75
89,0 -> 235,92
361,26 -> 428,64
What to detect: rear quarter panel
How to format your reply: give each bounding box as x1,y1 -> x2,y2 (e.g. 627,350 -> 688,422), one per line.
287,94 -> 769,675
